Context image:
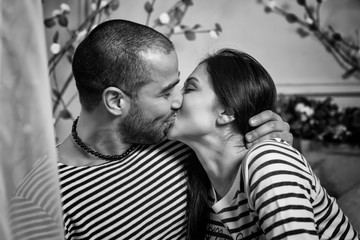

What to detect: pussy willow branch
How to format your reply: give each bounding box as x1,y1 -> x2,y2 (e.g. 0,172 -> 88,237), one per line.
151,0 -> 188,29
171,29 -> 211,35
145,0 -> 156,26
48,0 -> 119,72
52,72 -> 73,114
269,2 -> 359,79
49,0 -> 119,117
315,2 -> 321,27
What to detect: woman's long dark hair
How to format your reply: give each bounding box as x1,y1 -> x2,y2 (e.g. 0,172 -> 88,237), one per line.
186,48 -> 277,239
186,151 -> 211,240
204,49 -> 277,136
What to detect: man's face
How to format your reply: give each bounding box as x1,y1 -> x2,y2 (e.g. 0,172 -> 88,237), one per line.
120,50 -> 182,145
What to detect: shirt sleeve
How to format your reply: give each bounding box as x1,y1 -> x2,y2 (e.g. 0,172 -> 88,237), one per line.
8,156 -> 65,240
243,140 -> 319,240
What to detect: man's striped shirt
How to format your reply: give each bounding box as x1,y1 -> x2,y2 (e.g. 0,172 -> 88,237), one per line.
58,140 -> 192,239
210,139 -> 359,240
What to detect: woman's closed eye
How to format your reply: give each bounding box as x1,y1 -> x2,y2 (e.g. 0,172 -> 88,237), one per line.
182,83 -> 196,94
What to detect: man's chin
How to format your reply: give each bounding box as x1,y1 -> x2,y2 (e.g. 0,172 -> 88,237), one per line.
121,129 -> 165,145
143,128 -> 168,145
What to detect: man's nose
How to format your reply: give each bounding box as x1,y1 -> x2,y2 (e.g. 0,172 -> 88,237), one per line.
171,89 -> 183,110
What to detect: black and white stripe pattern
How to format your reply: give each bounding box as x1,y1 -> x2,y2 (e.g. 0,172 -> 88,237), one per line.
58,140 -> 192,239
9,156 -> 65,240
209,139 -> 359,240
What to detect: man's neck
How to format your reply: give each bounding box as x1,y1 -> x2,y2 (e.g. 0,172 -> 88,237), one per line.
57,113 -> 132,166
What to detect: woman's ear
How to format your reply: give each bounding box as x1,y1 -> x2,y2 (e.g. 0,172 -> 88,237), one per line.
216,110 -> 235,125
102,87 -> 130,116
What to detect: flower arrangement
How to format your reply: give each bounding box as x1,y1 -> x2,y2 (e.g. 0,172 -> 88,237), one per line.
276,94 -> 360,145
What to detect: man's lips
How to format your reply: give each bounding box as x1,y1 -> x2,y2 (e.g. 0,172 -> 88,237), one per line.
163,114 -> 177,135
167,113 -> 177,123
164,113 -> 177,127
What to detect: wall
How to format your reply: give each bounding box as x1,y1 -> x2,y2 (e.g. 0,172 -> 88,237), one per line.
110,0 -> 360,99
42,0 -> 360,142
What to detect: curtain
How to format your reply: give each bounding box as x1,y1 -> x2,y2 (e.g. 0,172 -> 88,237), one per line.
0,0 -> 64,239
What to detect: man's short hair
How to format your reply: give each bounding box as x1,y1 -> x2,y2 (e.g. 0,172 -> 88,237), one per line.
72,19 -> 175,112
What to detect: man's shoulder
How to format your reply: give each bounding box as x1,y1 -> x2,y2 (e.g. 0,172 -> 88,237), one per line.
154,139 -> 189,149
57,139 -> 192,167
139,139 -> 192,156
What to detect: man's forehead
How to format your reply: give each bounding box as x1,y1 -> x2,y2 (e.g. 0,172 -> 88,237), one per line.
137,71 -> 180,96
149,74 -> 180,89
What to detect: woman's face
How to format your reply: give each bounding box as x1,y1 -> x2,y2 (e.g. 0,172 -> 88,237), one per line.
167,63 -> 220,142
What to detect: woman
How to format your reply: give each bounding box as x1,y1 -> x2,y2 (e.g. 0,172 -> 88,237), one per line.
167,49 -> 358,240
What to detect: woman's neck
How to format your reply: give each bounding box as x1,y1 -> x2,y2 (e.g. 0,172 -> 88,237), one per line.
184,131 -> 248,199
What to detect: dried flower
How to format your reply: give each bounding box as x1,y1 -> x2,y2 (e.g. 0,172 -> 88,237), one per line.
52,9 -> 62,17
305,16 -> 313,25
50,43 -> 61,54
304,106 -> 314,117
91,3 -> 97,11
60,3 -> 71,14
173,25 -> 183,33
295,102 -> 306,113
159,12 -> 171,24
100,0 -> 108,9
267,0 -> 277,10
209,30 -> 219,39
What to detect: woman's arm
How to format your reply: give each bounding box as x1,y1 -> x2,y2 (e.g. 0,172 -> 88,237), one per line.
244,139 -> 319,240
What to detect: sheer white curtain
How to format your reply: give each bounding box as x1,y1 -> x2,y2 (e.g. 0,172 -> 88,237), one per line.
0,0 -> 64,239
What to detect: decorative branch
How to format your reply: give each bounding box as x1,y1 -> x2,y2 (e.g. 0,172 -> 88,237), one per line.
259,0 -> 360,80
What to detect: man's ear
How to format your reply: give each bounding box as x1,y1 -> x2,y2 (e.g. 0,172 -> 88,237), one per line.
102,87 -> 130,116
216,110 -> 235,125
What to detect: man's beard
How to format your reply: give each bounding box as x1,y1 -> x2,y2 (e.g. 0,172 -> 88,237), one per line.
119,102 -> 172,145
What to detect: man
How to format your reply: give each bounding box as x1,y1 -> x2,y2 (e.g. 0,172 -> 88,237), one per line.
57,19 -> 292,239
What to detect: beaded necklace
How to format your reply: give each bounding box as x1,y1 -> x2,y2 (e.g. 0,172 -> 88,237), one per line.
72,117 -> 138,161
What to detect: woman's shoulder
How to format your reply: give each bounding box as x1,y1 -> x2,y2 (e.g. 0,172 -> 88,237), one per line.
242,138 -> 315,201
243,138 -> 307,171
248,138 -> 293,153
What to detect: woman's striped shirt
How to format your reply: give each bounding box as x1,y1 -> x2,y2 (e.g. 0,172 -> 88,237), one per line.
58,140 -> 195,240
209,138 -> 359,240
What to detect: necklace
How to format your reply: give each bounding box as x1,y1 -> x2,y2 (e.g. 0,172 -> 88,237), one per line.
71,117 -> 138,161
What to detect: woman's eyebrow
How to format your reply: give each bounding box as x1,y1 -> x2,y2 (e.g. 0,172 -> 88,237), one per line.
184,77 -> 199,85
